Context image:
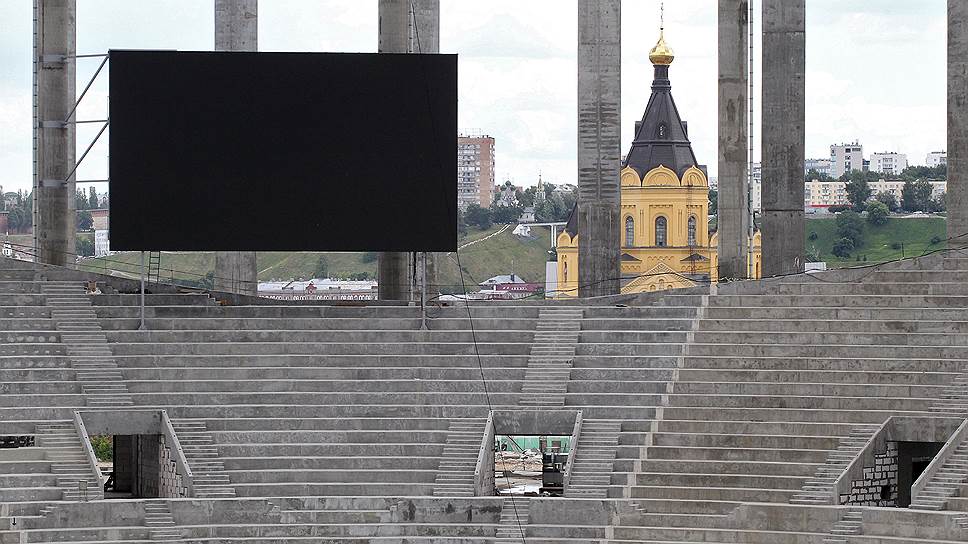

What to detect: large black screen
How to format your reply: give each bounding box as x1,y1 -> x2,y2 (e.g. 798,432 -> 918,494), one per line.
109,50 -> 457,251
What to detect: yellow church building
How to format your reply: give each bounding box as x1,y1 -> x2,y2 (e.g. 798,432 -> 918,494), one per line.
555,29 -> 761,297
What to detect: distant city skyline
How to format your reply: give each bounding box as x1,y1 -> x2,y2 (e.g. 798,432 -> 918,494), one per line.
0,1 -> 948,193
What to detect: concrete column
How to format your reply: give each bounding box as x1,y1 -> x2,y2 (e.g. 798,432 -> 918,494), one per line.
377,0 -> 413,301
577,0 -> 621,298
717,0 -> 749,279
949,0 -> 968,245
761,0 -> 805,276
213,0 -> 258,295
410,0 -> 440,300
410,0 -> 439,54
32,0 -> 76,267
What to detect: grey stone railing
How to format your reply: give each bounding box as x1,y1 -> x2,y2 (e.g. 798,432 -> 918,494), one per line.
561,410 -> 583,493
912,417 -> 968,503
161,410 -> 195,497
832,418 -> 893,505
474,411 -> 495,496
73,410 -> 105,498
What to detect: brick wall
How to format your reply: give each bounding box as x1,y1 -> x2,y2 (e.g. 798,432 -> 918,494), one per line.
159,434 -> 188,498
840,441 -> 898,506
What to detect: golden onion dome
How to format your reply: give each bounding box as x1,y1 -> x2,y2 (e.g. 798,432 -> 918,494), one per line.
649,29 -> 675,66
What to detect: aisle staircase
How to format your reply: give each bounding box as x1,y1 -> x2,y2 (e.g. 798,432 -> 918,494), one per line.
168,420 -> 235,499
565,419 -> 621,498
42,282 -> 132,408
791,425 -> 881,504
35,422 -> 103,502
145,500 -> 181,541
519,308 -> 582,408
432,418 -> 488,497
494,496 -> 529,543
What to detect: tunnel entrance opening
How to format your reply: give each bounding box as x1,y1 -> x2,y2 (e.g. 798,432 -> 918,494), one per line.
494,435 -> 571,496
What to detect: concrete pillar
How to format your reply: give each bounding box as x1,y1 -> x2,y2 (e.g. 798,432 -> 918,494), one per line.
717,0 -> 749,279
377,0 -> 413,301
410,0 -> 440,300
32,0 -> 76,267
410,0 -> 439,54
213,0 -> 258,295
949,0 -> 968,245
761,0 -> 805,276
577,0 -> 621,298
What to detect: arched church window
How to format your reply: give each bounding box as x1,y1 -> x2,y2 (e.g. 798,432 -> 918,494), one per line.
625,217 -> 634,246
687,216 -> 697,246
655,216 -> 667,247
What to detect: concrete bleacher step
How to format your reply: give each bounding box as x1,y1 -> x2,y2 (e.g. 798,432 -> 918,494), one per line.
494,496 -> 529,543
170,419 -> 236,498
432,418 -> 488,497
518,308 -> 582,408
790,424 -> 880,504
566,419 -> 621,498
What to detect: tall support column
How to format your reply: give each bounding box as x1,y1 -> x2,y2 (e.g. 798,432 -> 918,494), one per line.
949,0 -> 968,245
410,0 -> 440,300
33,0 -> 76,267
577,0 -> 621,298
761,0 -> 805,276
377,0 -> 413,301
717,0 -> 749,279
213,0 -> 258,295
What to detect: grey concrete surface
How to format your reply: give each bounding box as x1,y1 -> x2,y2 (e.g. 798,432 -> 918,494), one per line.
760,0 -> 805,277
717,0 -> 750,280
214,0 -> 258,295
32,0 -> 76,268
577,0 -> 621,298
949,0 -> 968,245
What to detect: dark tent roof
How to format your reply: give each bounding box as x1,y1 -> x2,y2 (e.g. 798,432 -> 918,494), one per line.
623,64 -> 701,179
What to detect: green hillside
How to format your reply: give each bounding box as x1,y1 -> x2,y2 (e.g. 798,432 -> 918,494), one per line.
805,216 -> 946,267
78,224 -> 554,292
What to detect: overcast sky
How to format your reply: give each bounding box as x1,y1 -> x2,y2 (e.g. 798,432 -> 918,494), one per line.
0,0 -> 948,194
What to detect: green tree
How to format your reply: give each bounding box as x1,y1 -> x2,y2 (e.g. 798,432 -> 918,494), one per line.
874,191 -> 899,212
89,435 -> 113,461
805,169 -> 832,182
901,179 -> 933,212
835,211 -> 864,247
866,201 -> 889,226
831,237 -> 854,258
76,236 -> 94,257
88,187 -> 99,209
313,255 -> 329,279
708,189 -> 718,215
75,189 -> 89,211
844,177 -> 872,211
77,210 -> 93,231
901,164 -> 946,181
464,204 -> 492,230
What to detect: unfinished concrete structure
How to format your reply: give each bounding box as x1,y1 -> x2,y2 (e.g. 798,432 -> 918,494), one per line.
32,0 -> 76,268
950,0 -> 968,246
213,0 -> 259,296
716,0 -> 750,280
5,3 -> 968,543
377,0 -> 438,300
760,0 -> 806,277
577,0 -> 622,298
3,239 -> 968,541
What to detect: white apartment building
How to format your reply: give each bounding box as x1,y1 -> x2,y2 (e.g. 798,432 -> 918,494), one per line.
927,151 -> 948,168
870,152 -> 908,176
829,142 -> 864,178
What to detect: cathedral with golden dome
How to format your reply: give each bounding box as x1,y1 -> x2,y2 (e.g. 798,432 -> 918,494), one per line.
555,26 -> 762,297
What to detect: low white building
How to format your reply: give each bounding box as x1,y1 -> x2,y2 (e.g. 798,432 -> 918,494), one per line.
927,151 -> 947,168
869,152 -> 908,177
803,178 -> 946,208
